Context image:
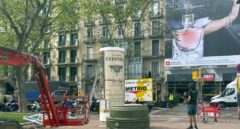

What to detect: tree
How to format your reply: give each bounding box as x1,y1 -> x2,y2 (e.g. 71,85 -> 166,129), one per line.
0,0 -> 167,112
78,0 -> 166,97
79,0 -> 167,54
0,0 -> 82,112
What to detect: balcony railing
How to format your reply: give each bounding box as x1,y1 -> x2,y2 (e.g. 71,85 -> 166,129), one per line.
59,76 -> 66,81
70,39 -> 79,47
43,58 -> 51,64
70,58 -> 76,63
85,74 -> 95,81
149,11 -> 163,19
58,40 -> 66,47
84,37 -> 96,44
148,29 -> 162,38
127,72 -> 143,79
58,58 -> 66,64
70,57 -> 82,64
98,36 -> 111,43
43,43 -> 51,49
131,31 -> 145,39
56,57 -> 82,65
141,50 -> 163,58
83,54 -> 99,61
69,76 -> 77,81
115,0 -> 127,4
84,19 -> 95,26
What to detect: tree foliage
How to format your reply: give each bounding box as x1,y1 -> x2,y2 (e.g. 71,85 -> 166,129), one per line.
0,0 -> 82,112
0,0 -> 163,112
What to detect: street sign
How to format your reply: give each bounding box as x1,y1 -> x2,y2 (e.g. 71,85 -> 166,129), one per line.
202,74 -> 215,81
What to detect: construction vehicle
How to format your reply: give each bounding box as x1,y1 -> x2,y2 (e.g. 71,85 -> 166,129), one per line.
0,47 -> 90,127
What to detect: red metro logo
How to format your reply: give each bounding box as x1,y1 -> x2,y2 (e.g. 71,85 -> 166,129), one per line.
165,60 -> 171,66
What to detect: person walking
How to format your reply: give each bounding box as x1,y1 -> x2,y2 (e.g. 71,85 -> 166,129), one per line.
186,83 -> 198,129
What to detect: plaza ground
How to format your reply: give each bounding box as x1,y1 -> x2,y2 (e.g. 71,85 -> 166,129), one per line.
48,114 -> 240,129
46,104 -> 240,129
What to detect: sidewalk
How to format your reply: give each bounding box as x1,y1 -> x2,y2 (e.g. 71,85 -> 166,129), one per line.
48,114 -> 240,129
45,104 -> 240,129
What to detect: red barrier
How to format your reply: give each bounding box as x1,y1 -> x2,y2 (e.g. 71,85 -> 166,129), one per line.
198,102 -> 221,122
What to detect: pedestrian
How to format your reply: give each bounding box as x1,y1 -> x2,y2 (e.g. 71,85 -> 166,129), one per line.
146,101 -> 153,113
91,96 -> 97,112
168,92 -> 174,108
186,83 -> 198,129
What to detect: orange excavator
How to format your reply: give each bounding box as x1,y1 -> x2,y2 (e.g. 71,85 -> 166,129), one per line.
0,47 -> 89,127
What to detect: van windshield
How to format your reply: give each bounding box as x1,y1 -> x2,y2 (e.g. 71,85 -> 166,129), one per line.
221,88 -> 235,97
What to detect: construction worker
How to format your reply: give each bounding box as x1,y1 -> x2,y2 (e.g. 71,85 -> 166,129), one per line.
169,93 -> 174,108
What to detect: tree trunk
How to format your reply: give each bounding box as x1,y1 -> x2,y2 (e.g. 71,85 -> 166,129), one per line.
16,68 -> 27,113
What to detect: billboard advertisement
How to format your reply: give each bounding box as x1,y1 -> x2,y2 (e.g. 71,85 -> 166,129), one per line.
165,0 -> 240,67
125,78 -> 153,102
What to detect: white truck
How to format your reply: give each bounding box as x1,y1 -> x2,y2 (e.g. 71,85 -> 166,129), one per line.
211,78 -> 238,108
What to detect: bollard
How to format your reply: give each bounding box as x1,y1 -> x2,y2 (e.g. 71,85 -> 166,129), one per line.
203,112 -> 208,123
106,104 -> 150,129
214,112 -> 217,122
202,106 -> 208,123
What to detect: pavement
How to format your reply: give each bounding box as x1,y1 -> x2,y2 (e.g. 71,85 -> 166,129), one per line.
47,114 -> 240,129
41,104 -> 240,129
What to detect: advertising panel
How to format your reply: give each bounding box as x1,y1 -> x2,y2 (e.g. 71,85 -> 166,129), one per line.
165,0 -> 240,67
125,78 -> 153,102
99,47 -> 125,122
100,47 -> 125,107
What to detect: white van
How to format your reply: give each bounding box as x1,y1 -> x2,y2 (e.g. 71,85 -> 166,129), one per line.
211,78 -> 237,107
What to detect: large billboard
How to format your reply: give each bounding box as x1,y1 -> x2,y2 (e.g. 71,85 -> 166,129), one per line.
165,0 -> 240,67
125,78 -> 153,102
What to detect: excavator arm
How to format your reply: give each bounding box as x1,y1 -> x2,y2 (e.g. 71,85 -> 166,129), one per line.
0,47 -> 60,126
0,46 -> 89,127
0,47 -> 33,66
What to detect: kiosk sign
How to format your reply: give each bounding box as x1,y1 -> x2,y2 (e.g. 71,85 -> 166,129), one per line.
125,78 -> 153,102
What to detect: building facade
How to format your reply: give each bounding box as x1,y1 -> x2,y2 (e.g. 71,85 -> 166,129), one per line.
27,0 -> 240,104
31,0 -> 166,101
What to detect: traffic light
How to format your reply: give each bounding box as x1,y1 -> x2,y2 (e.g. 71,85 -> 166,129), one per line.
192,71 -> 198,80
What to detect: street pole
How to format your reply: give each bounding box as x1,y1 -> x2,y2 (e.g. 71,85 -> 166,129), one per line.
236,64 -> 240,120
198,66 -> 202,102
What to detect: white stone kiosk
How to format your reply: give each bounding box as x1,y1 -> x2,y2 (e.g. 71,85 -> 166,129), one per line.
99,47 -> 125,121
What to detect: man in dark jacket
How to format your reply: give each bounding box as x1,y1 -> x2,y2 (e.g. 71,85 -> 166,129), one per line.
186,83 -> 198,129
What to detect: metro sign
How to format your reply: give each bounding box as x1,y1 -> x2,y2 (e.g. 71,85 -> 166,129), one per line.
202,74 -> 215,81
